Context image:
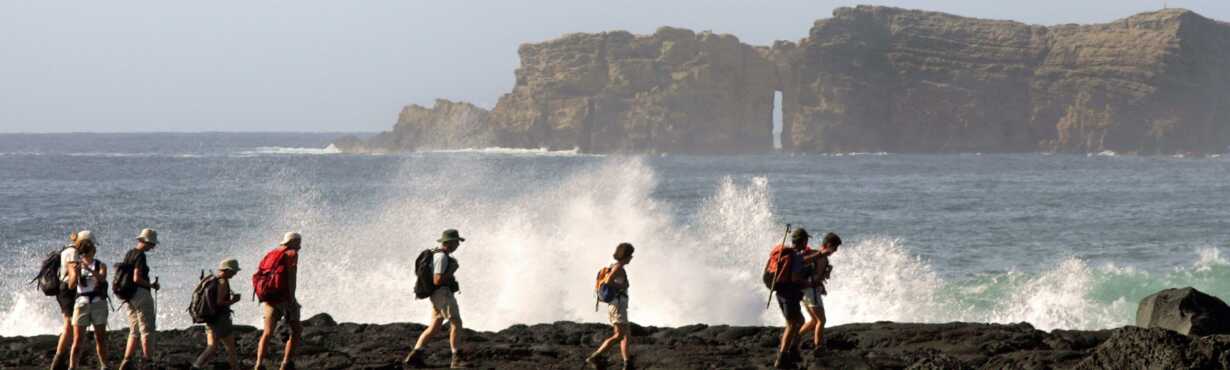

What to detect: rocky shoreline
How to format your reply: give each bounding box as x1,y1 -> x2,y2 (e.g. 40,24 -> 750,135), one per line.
4,315 -> 1229,369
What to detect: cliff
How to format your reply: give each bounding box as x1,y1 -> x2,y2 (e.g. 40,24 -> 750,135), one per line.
341,7 -> 1230,155
6,314 -> 1230,369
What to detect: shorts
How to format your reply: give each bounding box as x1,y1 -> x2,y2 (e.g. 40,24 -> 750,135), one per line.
73,299 -> 109,327
56,289 -> 77,317
802,286 -> 824,309
776,286 -> 804,324
263,300 -> 301,324
429,288 -> 461,323
206,314 -> 234,338
126,288 -> 157,337
608,295 -> 629,325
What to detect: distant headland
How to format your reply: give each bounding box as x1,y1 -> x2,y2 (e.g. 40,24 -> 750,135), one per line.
335,6 -> 1230,155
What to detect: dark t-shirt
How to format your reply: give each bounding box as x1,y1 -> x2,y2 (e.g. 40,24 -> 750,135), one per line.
125,249 -> 150,284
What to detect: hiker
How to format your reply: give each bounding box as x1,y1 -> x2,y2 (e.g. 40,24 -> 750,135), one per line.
120,229 -> 161,370
50,231 -> 83,370
798,232 -> 841,353
69,237 -> 110,370
254,232 -> 303,370
404,229 -> 467,369
192,259 -> 243,370
587,243 -> 635,370
764,228 -> 813,369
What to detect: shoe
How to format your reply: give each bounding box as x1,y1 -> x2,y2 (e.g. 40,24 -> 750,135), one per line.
622,357 -> 636,370
403,349 -> 427,368
585,354 -> 607,369
773,352 -> 786,369
450,351 -> 465,369
279,361 -> 296,370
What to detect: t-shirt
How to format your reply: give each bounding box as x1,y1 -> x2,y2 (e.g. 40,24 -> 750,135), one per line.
76,259 -> 105,302
607,263 -> 629,294
59,247 -> 78,283
125,249 -> 150,284
432,251 -> 449,275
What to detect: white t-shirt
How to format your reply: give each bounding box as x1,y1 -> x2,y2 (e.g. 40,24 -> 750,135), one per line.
432,251 -> 449,275
59,247 -> 78,283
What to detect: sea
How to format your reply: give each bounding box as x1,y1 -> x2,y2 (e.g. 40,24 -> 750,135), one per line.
1,133 -> 1228,337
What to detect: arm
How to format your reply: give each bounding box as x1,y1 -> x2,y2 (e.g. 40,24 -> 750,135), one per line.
216,279 -> 234,306
432,252 -> 447,286
65,260 -> 80,290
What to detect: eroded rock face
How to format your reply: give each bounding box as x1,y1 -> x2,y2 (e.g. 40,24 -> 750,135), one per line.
781,6 -> 1230,154
1137,287 -> 1230,336
489,27 -> 780,154
347,99 -> 496,153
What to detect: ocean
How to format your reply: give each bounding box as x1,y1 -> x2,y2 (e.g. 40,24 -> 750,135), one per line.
1,133 -> 1228,336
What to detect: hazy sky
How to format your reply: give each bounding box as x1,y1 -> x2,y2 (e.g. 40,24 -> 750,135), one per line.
3,1 -> 1228,133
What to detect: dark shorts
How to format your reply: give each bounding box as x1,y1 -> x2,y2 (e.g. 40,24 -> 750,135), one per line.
206,314 -> 234,338
56,289 -> 77,317
776,285 -> 805,324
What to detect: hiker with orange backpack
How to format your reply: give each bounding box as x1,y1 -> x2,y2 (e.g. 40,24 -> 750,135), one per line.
764,228 -> 814,369
253,232 -> 303,370
587,243 -> 635,370
403,229 -> 467,369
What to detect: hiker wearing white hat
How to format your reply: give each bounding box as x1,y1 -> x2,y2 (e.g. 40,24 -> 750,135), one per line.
50,230 -> 83,370
119,228 -> 161,370
192,258 -> 243,370
254,232 -> 303,370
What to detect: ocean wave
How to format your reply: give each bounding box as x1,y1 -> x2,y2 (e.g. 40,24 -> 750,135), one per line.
234,145 -> 342,156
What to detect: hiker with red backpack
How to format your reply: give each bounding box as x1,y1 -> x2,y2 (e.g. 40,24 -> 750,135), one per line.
253,232 -> 303,370
120,228 -> 161,370
587,243 -> 635,370
403,229 -> 467,369
763,228 -> 819,369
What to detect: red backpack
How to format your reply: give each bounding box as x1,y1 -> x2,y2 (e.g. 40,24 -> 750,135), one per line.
252,247 -> 290,303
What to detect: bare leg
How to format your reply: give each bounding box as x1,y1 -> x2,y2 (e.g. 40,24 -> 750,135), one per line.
254,311 -> 277,369
70,325 -> 85,369
123,330 -> 137,365
591,324 -> 625,357
140,334 -> 154,362
413,315 -> 443,350
779,320 -> 801,354
447,318 -> 463,353
279,321 -> 301,369
221,336 -> 239,370
54,316 -> 72,368
618,325 -> 631,363
194,331 -> 218,368
798,305 -> 820,349
93,325 -> 108,368
812,306 -> 827,349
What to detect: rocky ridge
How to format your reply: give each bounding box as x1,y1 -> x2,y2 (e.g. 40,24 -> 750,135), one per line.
339,6 -> 1230,155
4,316 -> 1230,369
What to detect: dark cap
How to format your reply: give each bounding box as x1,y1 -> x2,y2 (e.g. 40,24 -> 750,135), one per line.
437,229 -> 466,243
791,228 -> 811,242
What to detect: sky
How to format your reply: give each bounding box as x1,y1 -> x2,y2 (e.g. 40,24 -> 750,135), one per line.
2,0 -> 1229,133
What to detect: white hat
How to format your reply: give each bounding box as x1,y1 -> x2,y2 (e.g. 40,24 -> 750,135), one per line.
280,232 -> 302,245
76,230 -> 94,243
136,228 -> 159,245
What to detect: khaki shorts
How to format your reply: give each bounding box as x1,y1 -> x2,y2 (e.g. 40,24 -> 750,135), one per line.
802,287 -> 824,309
73,299 -> 109,327
429,288 -> 461,323
608,295 -> 629,325
263,300 -> 301,324
126,288 -> 157,337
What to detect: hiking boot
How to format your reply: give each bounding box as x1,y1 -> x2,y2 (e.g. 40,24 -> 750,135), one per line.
402,348 -> 427,368
450,351 -> 466,369
621,357 -> 636,370
279,361 -> 296,370
585,354 -> 608,369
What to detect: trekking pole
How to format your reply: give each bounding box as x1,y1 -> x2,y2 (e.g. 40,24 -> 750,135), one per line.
152,276 -> 159,304
765,224 -> 792,309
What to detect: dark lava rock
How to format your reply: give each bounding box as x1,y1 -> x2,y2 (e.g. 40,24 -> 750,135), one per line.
1137,287 -> 1230,336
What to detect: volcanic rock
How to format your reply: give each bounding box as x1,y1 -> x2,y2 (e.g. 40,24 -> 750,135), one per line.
1137,287 -> 1230,336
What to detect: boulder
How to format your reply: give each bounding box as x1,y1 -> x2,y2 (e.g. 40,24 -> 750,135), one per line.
1137,287 -> 1230,336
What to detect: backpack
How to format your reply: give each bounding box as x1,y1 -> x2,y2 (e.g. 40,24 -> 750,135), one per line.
594,265 -> 618,303
112,250 -> 140,301
413,249 -> 437,299
252,248 -> 290,303
79,260 -> 110,300
762,245 -> 809,290
188,271 -> 222,323
31,246 -> 68,296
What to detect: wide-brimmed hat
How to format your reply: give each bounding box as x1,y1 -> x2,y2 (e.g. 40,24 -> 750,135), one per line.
280,232 -> 302,245
77,230 -> 95,243
218,259 -> 241,272
136,228 -> 159,245
437,229 -> 465,243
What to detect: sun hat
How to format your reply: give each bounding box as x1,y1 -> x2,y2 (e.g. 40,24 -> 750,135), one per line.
136,228 -> 159,245
437,229 -> 465,243
280,232 -> 302,245
77,230 -> 95,243
218,259 -> 241,272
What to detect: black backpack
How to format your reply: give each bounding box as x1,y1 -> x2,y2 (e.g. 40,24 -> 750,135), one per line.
32,246 -> 69,296
413,249 -> 437,299
188,271 -> 221,324
111,250 -> 140,301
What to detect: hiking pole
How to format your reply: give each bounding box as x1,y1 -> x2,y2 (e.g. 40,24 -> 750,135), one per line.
765,224 -> 792,309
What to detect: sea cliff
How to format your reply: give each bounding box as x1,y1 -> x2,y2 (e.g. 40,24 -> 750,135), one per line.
338,6 -> 1230,155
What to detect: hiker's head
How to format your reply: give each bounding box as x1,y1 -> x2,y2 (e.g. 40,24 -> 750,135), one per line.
790,228 -> 811,249
72,230 -> 93,249
136,228 -> 159,250
437,229 -> 465,252
613,242 -> 635,263
822,232 -> 842,253
280,232 -> 302,250
75,232 -> 97,257
218,259 -> 241,279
